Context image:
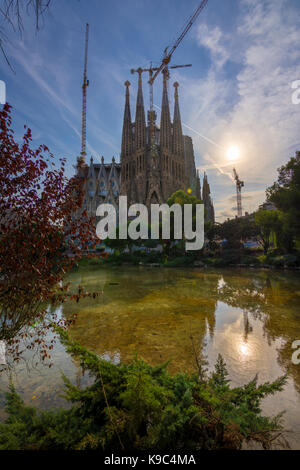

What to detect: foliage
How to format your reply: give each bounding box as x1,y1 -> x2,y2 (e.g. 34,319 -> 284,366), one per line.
254,210 -> 280,254
103,249 -> 162,266
267,151 -> 300,248
163,256 -> 193,267
0,329 -> 287,450
167,189 -> 202,208
0,105 -> 98,359
154,189 -> 203,255
216,216 -> 259,249
167,190 -> 202,235
104,224 -> 129,254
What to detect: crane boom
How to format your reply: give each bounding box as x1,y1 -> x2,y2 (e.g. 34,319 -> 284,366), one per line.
81,23 -> 89,159
149,0 -> 209,85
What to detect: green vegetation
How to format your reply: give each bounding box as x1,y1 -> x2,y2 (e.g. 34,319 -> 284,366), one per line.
0,328 -> 287,450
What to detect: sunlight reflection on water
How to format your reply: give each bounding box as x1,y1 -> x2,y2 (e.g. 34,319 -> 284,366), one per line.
1,266 -> 300,448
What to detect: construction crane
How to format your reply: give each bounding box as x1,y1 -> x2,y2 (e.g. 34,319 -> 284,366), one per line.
131,63 -> 191,113
80,23 -> 89,160
130,0 -> 209,144
233,168 -> 244,217
149,0 -> 209,86
131,63 -> 192,141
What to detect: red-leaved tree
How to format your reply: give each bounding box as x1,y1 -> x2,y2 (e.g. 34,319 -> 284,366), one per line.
0,104 -> 100,364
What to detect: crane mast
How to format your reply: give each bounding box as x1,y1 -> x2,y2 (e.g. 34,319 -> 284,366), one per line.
81,23 -> 89,160
233,168 -> 244,218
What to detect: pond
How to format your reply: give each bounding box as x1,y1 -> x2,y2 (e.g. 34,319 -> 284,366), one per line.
1,266 -> 300,449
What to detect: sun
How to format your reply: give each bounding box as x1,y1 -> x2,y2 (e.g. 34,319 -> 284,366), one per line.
226,145 -> 240,162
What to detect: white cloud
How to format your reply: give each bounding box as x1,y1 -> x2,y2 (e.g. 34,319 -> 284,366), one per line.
196,24 -> 230,70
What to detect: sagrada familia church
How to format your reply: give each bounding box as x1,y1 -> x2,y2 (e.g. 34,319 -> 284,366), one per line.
76,72 -> 215,223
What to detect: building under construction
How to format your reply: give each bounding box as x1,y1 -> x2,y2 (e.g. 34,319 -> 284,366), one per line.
76,0 -> 215,223
77,73 -> 215,223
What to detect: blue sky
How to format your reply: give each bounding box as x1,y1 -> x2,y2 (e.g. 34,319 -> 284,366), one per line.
1,0 -> 300,220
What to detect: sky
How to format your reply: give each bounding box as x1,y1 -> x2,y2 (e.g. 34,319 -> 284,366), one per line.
0,0 -> 300,221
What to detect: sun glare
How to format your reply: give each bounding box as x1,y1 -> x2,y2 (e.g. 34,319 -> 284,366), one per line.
226,145 -> 240,162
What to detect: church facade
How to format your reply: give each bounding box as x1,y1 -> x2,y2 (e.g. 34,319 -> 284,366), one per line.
76,73 -> 214,223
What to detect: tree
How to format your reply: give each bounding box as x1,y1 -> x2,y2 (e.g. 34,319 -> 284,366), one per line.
0,0 -> 52,70
274,211 -> 294,253
163,189 -> 203,255
0,104 -> 97,360
104,224 -> 129,254
267,151 -> 300,249
217,215 -> 259,249
254,210 -> 279,254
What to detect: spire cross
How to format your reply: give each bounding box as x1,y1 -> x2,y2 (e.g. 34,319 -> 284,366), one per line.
173,81 -> 179,98
129,64 -> 190,147
137,68 -> 143,85
124,80 -> 130,96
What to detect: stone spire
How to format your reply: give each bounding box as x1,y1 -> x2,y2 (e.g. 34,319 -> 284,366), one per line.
202,172 -> 210,200
121,81 -> 133,158
135,69 -> 146,150
202,172 -> 215,223
172,82 -> 184,155
196,169 -> 201,200
160,70 -> 171,150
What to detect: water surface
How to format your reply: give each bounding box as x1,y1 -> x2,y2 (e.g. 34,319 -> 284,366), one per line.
1,266 -> 300,448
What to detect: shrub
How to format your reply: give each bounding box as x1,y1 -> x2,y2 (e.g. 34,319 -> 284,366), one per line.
220,249 -> 242,266
240,256 -> 260,266
164,256 -> 193,267
0,329 -> 287,451
270,254 -> 298,267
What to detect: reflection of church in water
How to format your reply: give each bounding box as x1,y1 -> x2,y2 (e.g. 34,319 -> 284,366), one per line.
76,73 -> 214,223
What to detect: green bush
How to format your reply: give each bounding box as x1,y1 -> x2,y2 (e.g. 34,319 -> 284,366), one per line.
204,257 -> 227,267
0,329 -> 287,451
220,249 -> 242,266
144,251 -> 162,264
164,256 -> 193,267
240,256 -> 260,266
258,254 -> 268,265
270,254 -> 298,267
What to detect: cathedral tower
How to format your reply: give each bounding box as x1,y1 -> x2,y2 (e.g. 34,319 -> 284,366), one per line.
119,72 -> 213,214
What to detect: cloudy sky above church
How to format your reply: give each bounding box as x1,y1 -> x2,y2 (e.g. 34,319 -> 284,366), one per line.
1,0 -> 300,221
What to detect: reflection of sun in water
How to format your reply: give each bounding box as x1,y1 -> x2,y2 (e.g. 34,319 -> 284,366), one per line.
239,342 -> 250,357
226,145 -> 240,162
